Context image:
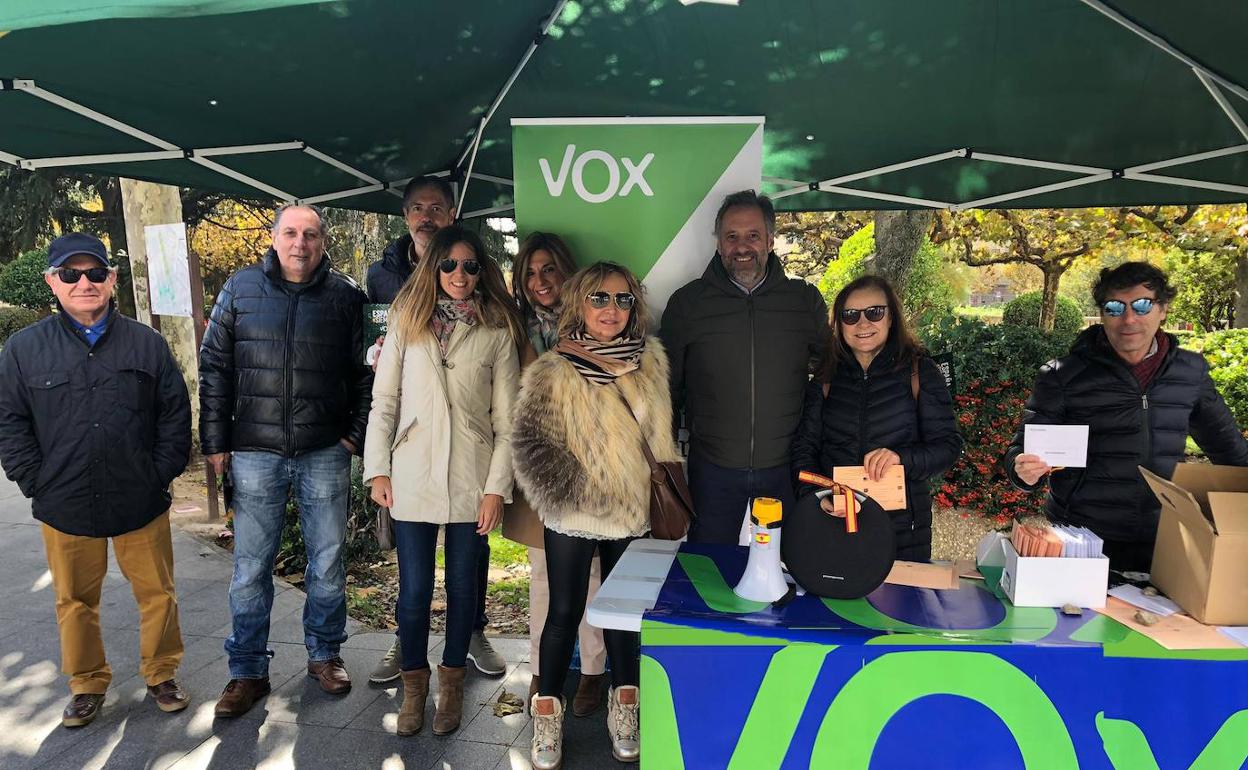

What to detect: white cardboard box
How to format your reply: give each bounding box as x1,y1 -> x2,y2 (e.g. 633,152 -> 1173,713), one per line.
999,539 -> 1109,609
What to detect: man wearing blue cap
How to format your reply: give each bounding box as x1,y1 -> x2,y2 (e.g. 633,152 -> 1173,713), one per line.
0,232 -> 192,727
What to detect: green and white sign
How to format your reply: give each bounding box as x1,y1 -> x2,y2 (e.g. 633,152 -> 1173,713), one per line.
511,116 -> 764,316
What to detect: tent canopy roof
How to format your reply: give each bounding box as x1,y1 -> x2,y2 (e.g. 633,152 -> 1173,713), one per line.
2,0 -> 1246,215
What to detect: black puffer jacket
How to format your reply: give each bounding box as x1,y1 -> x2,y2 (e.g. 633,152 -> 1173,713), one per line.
199,250 -> 372,457
0,308 -> 191,536
366,234 -> 413,304
791,344 -> 963,559
1005,326 -> 1248,543
660,252 -> 827,470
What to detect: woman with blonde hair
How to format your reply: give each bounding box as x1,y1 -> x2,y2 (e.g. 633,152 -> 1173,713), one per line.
364,226 -> 521,737
504,232 -> 610,716
513,261 -> 679,768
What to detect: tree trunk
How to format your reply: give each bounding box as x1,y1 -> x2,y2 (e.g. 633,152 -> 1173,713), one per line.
1039,267 -> 1063,332
872,210 -> 931,293
1235,254 -> 1247,329
97,178 -> 136,318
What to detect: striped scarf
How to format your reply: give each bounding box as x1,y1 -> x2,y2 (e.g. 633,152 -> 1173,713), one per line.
555,332 -> 645,385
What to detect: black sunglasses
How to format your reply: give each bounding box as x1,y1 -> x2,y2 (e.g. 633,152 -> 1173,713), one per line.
1101,297 -> 1155,317
438,259 -> 481,276
53,266 -> 111,284
586,291 -> 636,310
840,305 -> 887,325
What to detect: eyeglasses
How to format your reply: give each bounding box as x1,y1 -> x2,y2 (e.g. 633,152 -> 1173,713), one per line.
1101,297 -> 1155,317
438,259 -> 481,276
51,266 -> 111,284
839,305 -> 887,325
585,292 -> 636,310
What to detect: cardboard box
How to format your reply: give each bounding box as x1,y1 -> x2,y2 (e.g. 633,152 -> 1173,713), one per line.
1141,464 -> 1248,626
998,539 -> 1109,608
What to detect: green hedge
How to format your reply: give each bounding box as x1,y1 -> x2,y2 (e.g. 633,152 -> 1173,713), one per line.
0,306 -> 41,346
0,249 -> 52,312
1002,291 -> 1085,334
1182,329 -> 1248,431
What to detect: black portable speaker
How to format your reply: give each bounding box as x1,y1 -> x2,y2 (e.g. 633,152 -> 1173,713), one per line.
781,489 -> 896,599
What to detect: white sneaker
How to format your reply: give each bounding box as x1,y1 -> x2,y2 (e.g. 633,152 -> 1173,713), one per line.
607,685 -> 640,763
530,694 -> 564,770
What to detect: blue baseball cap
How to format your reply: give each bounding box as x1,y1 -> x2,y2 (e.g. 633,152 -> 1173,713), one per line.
48,232 -> 110,268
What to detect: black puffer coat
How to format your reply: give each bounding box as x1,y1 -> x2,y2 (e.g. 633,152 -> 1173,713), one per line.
0,308 -> 191,536
791,344 -> 963,560
660,252 -> 827,470
1005,326 -> 1248,543
366,234 -> 413,304
199,250 -> 372,457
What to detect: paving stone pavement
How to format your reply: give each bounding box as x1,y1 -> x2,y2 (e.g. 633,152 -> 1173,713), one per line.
0,476 -> 621,769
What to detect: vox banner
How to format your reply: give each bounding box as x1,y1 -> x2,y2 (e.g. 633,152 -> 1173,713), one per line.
511,116 -> 764,318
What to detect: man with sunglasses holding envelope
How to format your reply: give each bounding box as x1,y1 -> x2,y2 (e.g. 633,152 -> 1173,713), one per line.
1005,262 -> 1248,572
0,232 -> 192,727
199,204 -> 372,716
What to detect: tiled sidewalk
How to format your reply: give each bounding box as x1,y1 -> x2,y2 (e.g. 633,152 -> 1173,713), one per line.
0,476 -> 617,769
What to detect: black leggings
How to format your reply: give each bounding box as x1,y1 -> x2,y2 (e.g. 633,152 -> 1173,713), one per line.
538,527 -> 638,697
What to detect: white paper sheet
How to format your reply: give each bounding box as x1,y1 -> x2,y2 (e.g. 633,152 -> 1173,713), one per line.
1217,627 -> 1248,647
144,222 -> 193,317
1108,584 -> 1181,617
1023,424 -> 1089,468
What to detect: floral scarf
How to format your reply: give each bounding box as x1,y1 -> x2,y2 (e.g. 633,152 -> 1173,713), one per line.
431,297 -> 478,356
526,303 -> 561,355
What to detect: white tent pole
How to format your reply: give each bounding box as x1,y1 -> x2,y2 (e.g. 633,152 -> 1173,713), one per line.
965,152 -> 1108,175
1194,69 -> 1248,142
1126,144 -> 1248,174
454,0 -> 571,169
0,148 -> 26,166
952,173 -> 1113,211
1124,171 -> 1248,196
13,80 -> 178,150
1077,0 -> 1248,103
298,183 -> 386,205
196,141 -> 305,157
470,172 -> 514,187
458,118 -> 487,214
764,175 -> 806,187
303,146 -> 382,186
461,204 -> 516,219
818,186 -> 950,209
190,157 -> 295,202
815,148 -> 968,188
20,150 -> 185,169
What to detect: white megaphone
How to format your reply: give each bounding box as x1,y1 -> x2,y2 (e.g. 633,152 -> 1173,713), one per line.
733,497 -> 788,603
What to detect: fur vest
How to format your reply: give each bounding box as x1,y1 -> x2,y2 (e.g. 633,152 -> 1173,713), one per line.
513,337 -> 680,540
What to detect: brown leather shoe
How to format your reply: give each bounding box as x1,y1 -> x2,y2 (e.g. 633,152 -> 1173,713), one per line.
572,673 -> 605,717
214,678 -> 271,718
432,664 -> 466,735
147,679 -> 190,713
308,657 -> 352,695
62,693 -> 105,728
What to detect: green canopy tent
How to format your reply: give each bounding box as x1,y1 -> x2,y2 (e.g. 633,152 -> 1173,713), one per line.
1,0 -> 1246,217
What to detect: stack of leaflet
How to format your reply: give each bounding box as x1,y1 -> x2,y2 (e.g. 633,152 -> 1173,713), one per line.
1010,522 -> 1103,559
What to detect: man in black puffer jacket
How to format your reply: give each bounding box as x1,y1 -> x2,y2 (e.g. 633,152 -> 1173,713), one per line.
199,204 -> 372,717
660,191 -> 827,544
1006,263 -> 1248,572
366,176 -> 456,303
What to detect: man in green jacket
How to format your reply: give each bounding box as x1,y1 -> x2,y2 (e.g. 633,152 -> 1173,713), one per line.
660,191 -> 828,543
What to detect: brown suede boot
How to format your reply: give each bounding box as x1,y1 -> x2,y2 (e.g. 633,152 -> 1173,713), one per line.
572,673 -> 605,717
528,675 -> 541,714
397,668 -> 431,736
432,664 -> 466,736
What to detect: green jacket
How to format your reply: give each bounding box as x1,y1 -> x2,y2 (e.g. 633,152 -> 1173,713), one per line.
659,252 -> 827,470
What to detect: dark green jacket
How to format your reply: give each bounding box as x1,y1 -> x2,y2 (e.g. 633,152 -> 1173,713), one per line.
659,252 -> 827,470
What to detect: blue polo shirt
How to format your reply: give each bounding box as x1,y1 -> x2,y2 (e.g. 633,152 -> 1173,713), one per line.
67,309 -> 110,347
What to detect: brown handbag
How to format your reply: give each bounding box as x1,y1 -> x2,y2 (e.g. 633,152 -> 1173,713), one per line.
616,388 -> 695,540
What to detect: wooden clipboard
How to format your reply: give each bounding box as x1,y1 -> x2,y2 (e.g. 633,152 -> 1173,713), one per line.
832,465 -> 907,511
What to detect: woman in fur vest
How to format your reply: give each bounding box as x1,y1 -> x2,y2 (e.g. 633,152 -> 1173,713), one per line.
504,232 -> 609,716
513,261 -> 679,769
364,226 -> 521,737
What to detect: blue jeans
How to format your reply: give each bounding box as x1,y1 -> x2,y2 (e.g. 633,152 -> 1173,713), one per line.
395,521 -> 479,671
225,444 -> 351,678
686,452 -> 796,545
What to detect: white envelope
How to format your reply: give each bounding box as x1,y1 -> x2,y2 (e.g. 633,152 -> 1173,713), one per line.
1024,424 -> 1089,468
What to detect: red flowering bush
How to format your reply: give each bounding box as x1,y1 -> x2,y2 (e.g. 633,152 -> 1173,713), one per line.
921,317 -> 1076,524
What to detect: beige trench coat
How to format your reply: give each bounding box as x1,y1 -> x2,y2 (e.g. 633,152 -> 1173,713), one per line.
363,321 -> 519,524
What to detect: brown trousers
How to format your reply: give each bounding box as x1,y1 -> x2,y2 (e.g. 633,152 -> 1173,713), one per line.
41,512 -> 183,694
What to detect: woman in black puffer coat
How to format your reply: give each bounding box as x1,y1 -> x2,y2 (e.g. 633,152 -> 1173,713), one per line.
791,275 -> 962,560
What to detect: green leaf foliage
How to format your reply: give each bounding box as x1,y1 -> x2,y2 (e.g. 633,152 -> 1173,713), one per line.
1182,329 -> 1248,431
0,306 -> 41,346
818,222 -> 958,328
1002,291 -> 1085,335
0,249 -> 52,312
